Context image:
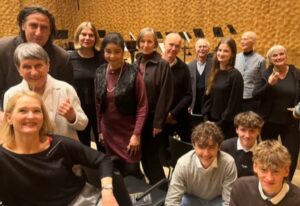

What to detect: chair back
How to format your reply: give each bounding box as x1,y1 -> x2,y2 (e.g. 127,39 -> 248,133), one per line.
168,136 -> 193,167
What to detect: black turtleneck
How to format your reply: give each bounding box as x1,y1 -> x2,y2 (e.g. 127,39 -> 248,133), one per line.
243,50 -> 254,56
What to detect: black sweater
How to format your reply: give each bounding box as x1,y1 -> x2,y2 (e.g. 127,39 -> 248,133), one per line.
0,135 -> 112,206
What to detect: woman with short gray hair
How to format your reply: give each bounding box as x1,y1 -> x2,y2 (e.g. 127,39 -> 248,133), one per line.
4,42 -> 88,141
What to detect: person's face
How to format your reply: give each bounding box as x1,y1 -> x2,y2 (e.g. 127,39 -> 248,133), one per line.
194,139 -> 220,169
217,43 -> 233,66
79,27 -> 96,49
18,59 -> 49,92
164,35 -> 181,61
7,96 -> 43,135
241,34 -> 254,52
271,49 -> 287,68
236,126 -> 260,150
254,163 -> 289,197
22,13 -> 51,46
195,40 -> 209,60
139,33 -> 156,55
104,43 -> 124,69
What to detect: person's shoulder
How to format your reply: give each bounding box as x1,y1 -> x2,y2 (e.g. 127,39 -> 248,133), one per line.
253,51 -> 265,60
233,176 -> 257,188
177,150 -> 196,166
50,135 -> 80,150
68,50 -> 78,59
219,150 -> 235,163
5,82 -> 23,95
236,52 -> 244,59
50,75 -> 74,89
221,137 -> 238,150
230,68 -> 244,79
187,59 -> 197,67
48,43 -> 69,57
0,36 -> 19,52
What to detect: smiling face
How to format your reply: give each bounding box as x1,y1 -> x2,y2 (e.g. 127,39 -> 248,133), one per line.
139,32 -> 156,55
104,43 -> 124,69
194,139 -> 220,169
163,33 -> 181,62
236,126 -> 260,150
217,43 -> 233,67
7,96 -> 44,136
241,32 -> 255,52
79,27 -> 96,49
18,59 -> 49,92
270,49 -> 287,68
254,163 -> 289,197
22,13 -> 51,46
195,39 -> 210,61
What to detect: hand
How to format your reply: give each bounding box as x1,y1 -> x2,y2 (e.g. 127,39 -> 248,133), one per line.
58,98 -> 76,123
166,113 -> 177,125
99,133 -> 104,145
127,134 -> 140,156
153,128 -> 162,137
268,71 -> 280,86
101,189 -> 119,206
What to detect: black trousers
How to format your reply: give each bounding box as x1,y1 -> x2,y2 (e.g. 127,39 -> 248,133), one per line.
141,114 -> 165,185
261,122 -> 300,181
77,104 -> 102,151
241,98 -> 260,113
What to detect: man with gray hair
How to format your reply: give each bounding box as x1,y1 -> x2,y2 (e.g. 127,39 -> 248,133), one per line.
235,31 -> 266,112
161,33 -> 192,142
188,38 -> 212,116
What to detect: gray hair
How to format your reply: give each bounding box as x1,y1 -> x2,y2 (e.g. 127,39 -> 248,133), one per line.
14,42 -> 50,69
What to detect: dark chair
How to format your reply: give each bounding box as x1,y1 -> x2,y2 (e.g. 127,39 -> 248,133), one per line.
168,136 -> 193,168
124,176 -> 168,206
82,161 -> 168,206
190,113 -> 204,129
82,166 -> 132,206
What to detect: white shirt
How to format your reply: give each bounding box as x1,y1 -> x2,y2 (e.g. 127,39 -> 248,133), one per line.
258,181 -> 289,204
196,60 -> 206,75
237,138 -> 257,152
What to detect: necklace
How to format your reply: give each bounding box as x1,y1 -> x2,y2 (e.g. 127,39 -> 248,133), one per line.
106,63 -> 124,93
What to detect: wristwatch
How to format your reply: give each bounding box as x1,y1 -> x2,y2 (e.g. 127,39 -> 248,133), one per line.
102,184 -> 113,190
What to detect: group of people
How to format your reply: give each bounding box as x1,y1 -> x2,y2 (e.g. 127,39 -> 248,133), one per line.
0,4 -> 300,206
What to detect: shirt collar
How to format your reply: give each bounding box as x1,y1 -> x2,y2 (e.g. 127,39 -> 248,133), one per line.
196,154 -> 218,170
237,138 -> 257,152
170,58 -> 178,67
258,181 -> 289,204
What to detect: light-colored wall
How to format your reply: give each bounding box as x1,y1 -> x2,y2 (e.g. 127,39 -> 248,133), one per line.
0,0 -> 299,66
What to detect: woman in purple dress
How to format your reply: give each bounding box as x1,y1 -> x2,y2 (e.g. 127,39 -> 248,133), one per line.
95,32 -> 148,178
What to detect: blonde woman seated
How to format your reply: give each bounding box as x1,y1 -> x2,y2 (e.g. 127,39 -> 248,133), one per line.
0,91 -> 118,205
3,42 -> 88,141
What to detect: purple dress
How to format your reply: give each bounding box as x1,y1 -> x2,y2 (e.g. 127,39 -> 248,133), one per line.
99,65 -> 148,163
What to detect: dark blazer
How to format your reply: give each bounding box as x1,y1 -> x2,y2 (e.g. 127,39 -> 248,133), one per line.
187,55 -> 212,111
135,51 -> 173,129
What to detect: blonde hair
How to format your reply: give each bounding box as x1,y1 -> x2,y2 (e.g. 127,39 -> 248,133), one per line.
266,44 -> 287,66
253,140 -> 291,170
73,21 -> 101,51
0,91 -> 54,145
